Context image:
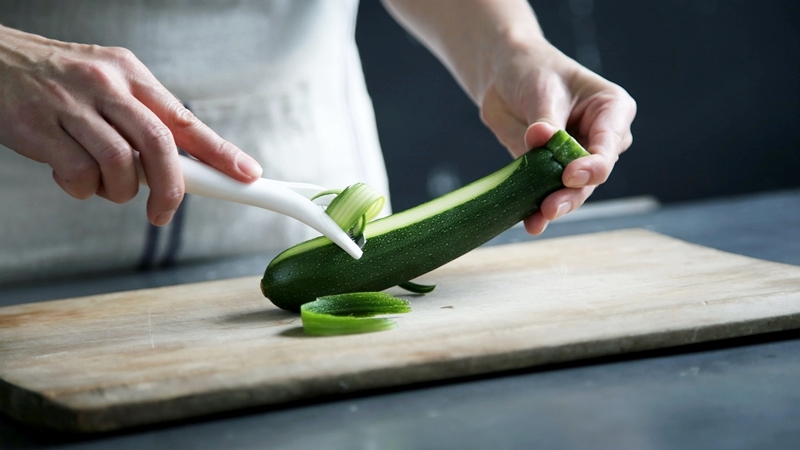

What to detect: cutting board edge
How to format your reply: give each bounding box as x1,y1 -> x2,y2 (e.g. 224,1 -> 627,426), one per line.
0,376 -> 82,433
5,309 -> 799,433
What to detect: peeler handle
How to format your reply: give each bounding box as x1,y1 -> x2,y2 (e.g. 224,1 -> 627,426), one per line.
135,154 -> 363,259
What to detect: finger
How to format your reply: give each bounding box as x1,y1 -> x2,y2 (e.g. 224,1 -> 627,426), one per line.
60,110 -> 139,203
580,90 -> 636,158
132,81 -> 262,181
562,153 -> 616,188
521,75 -> 571,133
5,112 -> 102,199
523,122 -> 559,150
523,212 -> 549,236
523,186 -> 595,238
42,131 -> 101,200
565,90 -> 636,187
480,86 -> 529,157
51,161 -> 99,200
101,95 -> 183,226
525,121 -> 608,188
539,185 -> 596,221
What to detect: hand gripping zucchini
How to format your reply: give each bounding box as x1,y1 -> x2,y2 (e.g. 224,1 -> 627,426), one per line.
261,130 -> 589,312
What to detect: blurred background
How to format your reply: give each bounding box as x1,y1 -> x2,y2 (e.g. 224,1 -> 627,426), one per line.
356,0 -> 800,212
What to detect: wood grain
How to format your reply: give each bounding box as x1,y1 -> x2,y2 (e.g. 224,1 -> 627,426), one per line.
2,229 -> 799,432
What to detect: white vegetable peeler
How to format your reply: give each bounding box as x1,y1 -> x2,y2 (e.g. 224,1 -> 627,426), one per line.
135,154 -> 363,259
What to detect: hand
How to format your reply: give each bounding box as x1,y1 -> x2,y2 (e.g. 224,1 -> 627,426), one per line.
0,25 -> 263,226
480,42 -> 636,235
380,0 -> 636,236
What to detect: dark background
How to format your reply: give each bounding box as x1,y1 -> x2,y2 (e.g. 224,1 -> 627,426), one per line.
355,0 -> 800,212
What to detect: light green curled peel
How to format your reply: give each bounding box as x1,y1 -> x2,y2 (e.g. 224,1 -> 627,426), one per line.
321,183 -> 385,242
310,188 -> 343,200
300,293 -> 411,336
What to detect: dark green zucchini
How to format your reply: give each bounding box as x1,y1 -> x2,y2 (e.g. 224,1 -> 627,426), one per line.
261,130 -> 589,312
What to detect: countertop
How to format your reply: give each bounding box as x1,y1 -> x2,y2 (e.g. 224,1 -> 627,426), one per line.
2,188 -> 799,449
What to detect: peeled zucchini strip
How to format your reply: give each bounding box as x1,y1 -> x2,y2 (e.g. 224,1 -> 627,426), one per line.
314,183 -> 385,243
300,292 -> 411,336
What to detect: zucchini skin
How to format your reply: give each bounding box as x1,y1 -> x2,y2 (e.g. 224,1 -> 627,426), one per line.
262,135 -> 588,312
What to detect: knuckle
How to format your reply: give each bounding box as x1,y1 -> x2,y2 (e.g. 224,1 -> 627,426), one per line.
626,92 -> 637,112
596,146 -> 619,164
57,176 -> 93,199
108,184 -> 139,204
594,170 -> 611,185
67,188 -> 94,200
58,160 -> 100,199
594,128 -> 624,154
170,103 -> 199,128
160,184 -> 185,206
212,138 -> 236,158
609,131 -> 624,152
105,46 -> 139,67
15,106 -> 49,134
67,158 -> 100,181
125,185 -> 140,201
609,86 -> 637,116
624,133 -> 634,150
142,123 -> 174,152
70,60 -> 115,89
618,86 -> 636,107
595,157 -> 615,183
97,140 -> 132,170
577,152 -> 611,186
213,140 -> 241,171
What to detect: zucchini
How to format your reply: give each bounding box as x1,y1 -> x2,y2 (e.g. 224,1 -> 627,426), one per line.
261,130 -> 589,312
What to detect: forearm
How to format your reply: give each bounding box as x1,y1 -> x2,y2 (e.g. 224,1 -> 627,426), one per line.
380,0 -> 547,104
0,25 -> 51,78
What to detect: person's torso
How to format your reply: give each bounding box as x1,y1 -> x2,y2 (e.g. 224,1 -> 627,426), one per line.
0,0 -> 389,283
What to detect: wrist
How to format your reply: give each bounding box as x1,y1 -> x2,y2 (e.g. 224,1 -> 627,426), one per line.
473,12 -> 550,104
0,24 -> 66,68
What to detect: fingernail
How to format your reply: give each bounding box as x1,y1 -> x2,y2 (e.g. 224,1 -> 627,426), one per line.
237,153 -> 263,179
154,209 -> 176,227
567,170 -> 590,187
554,202 -> 571,220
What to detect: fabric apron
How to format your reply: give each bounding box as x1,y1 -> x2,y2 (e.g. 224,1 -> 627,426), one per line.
0,0 -> 389,284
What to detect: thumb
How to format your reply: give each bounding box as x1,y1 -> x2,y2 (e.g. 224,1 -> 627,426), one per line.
524,121 -> 560,150
522,88 -> 569,150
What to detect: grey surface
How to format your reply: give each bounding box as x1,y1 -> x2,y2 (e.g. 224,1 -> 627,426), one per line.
2,188 -> 799,449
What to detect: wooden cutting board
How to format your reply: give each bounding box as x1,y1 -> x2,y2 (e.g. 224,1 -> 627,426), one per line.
2,229 -> 800,432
